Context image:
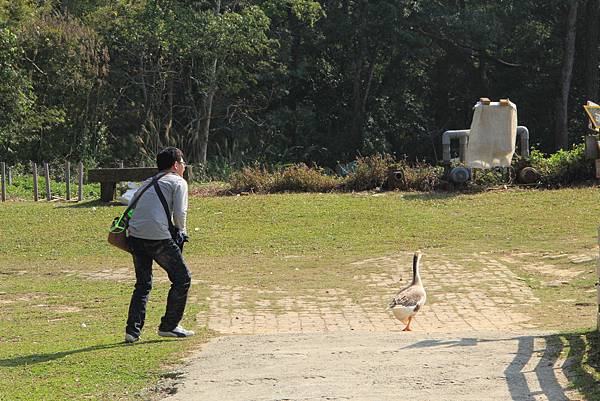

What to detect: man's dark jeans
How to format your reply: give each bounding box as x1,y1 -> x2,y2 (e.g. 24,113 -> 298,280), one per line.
126,236 -> 191,338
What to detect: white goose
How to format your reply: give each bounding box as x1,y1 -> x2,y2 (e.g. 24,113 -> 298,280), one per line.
388,251 -> 426,331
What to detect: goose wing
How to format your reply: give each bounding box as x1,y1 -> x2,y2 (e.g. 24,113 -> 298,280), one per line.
389,285 -> 426,311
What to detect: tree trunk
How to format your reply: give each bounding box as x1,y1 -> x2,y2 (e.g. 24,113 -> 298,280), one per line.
585,0 -> 600,101
198,58 -> 218,165
348,0 -> 370,157
197,0 -> 221,166
554,0 -> 579,151
165,68 -> 174,145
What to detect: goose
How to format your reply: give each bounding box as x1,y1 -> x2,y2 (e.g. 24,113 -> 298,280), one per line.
388,251 -> 426,331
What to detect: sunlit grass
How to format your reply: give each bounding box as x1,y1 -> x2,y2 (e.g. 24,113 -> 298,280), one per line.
0,187 -> 598,399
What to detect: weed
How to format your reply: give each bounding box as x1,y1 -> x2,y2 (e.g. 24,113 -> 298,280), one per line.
342,154 -> 393,191
271,164 -> 340,193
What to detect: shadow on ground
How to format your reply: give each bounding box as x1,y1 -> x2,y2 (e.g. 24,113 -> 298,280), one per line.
0,340 -> 167,367
549,330 -> 600,401
60,199 -> 117,209
403,333 -> 599,401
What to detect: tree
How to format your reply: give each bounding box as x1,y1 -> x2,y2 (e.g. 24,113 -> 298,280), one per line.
92,0 -> 277,165
0,27 -> 35,162
554,0 -> 579,151
18,11 -> 109,161
583,0 -> 600,102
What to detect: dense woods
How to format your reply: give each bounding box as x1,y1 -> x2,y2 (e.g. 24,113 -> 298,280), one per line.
0,0 -> 598,170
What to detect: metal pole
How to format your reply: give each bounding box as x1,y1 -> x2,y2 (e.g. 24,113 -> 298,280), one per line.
44,162 -> 51,201
459,136 -> 468,163
32,162 -> 39,201
78,161 -> 84,202
1,162 -> 5,202
65,161 -> 71,201
7,166 -> 12,186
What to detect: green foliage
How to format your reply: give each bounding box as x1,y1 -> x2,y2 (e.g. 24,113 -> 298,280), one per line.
17,11 -> 109,162
0,0 -> 594,168
0,27 -> 36,162
262,0 -> 324,26
529,143 -> 594,185
471,168 -> 506,187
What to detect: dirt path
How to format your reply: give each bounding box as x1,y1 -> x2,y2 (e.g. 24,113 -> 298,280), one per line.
159,252 -> 592,401
163,331 -> 580,401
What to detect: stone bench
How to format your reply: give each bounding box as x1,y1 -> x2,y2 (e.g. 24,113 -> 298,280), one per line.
88,167 -> 159,202
88,167 -> 193,202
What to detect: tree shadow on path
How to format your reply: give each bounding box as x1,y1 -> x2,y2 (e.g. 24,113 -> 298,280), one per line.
546,331 -> 600,401
403,334 -> 592,401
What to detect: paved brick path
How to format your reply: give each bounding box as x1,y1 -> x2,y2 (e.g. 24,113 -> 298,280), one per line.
194,252 -> 590,335
159,251 -> 594,401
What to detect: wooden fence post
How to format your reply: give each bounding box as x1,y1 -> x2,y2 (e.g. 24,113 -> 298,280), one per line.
44,162 -> 51,201
1,162 -> 5,202
65,161 -> 71,201
32,162 -> 39,201
7,166 -> 12,186
78,161 -> 84,202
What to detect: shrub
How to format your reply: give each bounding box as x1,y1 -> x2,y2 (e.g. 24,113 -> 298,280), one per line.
343,154 -> 394,191
229,164 -> 273,193
403,162 -> 444,191
529,143 -> 594,185
229,163 -> 340,193
471,168 -> 506,187
387,160 -> 444,191
226,146 -> 596,195
271,164 -> 340,193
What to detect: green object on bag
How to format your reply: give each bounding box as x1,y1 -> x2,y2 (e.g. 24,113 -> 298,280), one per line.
107,173 -> 166,252
109,209 -> 135,233
109,213 -> 128,234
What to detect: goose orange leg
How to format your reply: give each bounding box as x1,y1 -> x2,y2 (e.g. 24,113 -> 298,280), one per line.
402,316 -> 413,331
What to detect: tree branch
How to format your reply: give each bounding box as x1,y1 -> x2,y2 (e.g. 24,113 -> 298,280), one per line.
417,28 -> 522,68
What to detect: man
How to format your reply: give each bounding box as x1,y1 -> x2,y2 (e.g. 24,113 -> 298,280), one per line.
124,147 -> 193,343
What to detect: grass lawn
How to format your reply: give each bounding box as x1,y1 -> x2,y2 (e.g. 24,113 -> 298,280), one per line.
0,187 -> 599,400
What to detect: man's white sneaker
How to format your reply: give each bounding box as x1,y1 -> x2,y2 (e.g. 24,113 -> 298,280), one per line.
125,333 -> 140,344
158,325 -> 195,338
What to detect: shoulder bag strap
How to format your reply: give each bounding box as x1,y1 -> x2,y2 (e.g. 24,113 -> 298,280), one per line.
122,172 -> 167,217
153,178 -> 177,233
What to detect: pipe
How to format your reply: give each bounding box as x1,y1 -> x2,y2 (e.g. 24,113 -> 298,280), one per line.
443,126 -> 529,164
516,126 -> 529,158
442,130 -> 470,165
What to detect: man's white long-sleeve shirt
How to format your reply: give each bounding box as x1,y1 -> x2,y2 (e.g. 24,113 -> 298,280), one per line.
128,172 -> 188,240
